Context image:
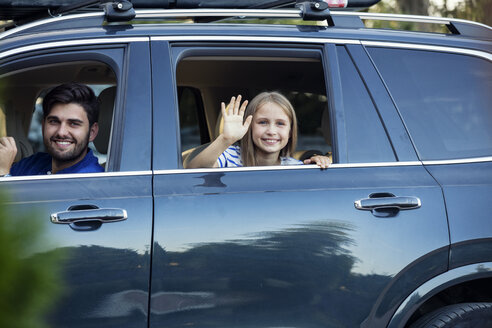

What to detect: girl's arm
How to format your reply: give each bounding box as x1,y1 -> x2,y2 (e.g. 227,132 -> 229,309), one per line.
186,95 -> 252,168
303,154 -> 332,169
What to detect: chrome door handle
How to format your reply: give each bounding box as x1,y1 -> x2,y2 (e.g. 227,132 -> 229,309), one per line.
51,205 -> 127,231
355,196 -> 421,211
51,208 -> 127,224
355,193 -> 421,217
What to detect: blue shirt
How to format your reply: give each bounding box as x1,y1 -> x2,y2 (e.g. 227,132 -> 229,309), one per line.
217,145 -> 302,168
10,149 -> 103,176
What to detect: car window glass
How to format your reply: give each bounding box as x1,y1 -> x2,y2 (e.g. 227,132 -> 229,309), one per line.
337,46 -> 396,163
368,47 -> 492,160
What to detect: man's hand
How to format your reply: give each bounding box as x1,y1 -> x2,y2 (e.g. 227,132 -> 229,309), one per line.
220,95 -> 252,145
0,137 -> 17,176
304,154 -> 331,169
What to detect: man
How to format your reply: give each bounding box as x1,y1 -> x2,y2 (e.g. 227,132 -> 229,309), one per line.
0,82 -> 103,176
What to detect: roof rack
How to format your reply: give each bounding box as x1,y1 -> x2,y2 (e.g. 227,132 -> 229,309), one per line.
1,2 -> 491,40
336,11 -> 492,39
0,0 -> 376,23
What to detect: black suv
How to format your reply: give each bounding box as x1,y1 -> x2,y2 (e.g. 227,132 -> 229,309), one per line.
0,1 -> 491,327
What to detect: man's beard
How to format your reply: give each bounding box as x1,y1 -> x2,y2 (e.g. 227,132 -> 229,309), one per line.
44,134 -> 90,164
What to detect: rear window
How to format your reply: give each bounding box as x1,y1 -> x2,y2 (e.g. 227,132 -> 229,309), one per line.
368,47 -> 492,161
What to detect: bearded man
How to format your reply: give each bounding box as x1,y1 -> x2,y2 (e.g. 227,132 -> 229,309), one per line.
0,82 -> 103,176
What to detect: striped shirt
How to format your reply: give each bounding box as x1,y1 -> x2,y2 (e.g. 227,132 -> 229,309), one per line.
217,145 -> 302,167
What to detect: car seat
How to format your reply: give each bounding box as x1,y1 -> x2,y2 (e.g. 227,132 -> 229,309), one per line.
94,86 -> 116,167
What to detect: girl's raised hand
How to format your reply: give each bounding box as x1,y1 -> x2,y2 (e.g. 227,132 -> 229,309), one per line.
220,95 -> 252,144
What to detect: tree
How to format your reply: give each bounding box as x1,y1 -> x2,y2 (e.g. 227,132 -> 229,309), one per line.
396,0 -> 430,15
436,0 -> 492,26
370,0 -> 491,26
0,190 -> 64,328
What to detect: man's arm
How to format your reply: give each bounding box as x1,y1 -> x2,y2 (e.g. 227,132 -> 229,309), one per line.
0,137 -> 17,176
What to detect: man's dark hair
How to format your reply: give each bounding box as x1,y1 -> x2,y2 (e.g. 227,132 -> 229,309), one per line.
42,82 -> 99,126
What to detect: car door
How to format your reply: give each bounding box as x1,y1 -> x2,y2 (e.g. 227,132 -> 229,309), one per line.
150,38 -> 449,328
366,45 -> 492,270
0,39 -> 153,328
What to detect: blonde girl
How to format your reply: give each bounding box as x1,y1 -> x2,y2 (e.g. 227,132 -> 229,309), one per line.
186,92 -> 330,168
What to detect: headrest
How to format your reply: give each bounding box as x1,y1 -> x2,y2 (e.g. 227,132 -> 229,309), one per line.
2,101 -> 33,162
94,86 -> 116,155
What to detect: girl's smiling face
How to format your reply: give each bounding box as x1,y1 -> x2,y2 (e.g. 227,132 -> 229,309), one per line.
251,101 -> 291,158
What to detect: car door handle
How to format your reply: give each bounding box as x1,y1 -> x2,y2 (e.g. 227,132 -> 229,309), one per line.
51,208 -> 128,224
51,205 -> 127,231
354,193 -> 421,217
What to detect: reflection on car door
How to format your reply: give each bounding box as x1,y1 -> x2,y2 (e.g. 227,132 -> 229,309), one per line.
0,41 -> 153,328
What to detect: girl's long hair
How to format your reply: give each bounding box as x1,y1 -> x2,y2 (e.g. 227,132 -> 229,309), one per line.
240,92 -> 298,166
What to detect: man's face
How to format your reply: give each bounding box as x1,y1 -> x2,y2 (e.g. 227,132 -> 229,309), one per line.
42,103 -> 98,167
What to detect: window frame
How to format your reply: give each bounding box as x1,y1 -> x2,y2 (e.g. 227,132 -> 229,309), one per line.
365,43 -> 492,162
171,42 -> 333,169
151,36 -> 423,174
0,39 -> 149,180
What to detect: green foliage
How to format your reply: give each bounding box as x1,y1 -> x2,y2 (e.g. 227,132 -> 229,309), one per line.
437,0 -> 492,26
0,190 -> 65,328
370,0 -> 491,26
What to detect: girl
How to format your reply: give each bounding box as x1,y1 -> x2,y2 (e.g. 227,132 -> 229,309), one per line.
186,92 -> 331,169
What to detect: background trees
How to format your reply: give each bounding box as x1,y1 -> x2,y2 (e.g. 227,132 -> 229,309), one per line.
369,0 -> 491,26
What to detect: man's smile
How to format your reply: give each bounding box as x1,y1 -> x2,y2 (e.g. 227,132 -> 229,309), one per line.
52,138 -> 75,149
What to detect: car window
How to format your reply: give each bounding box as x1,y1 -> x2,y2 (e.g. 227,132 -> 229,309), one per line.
337,46 -> 397,163
0,60 -> 117,171
368,47 -> 492,161
174,46 -> 332,168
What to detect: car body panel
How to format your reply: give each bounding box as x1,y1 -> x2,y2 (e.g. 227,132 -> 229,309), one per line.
1,174 -> 153,327
424,162 -> 492,268
150,165 -> 448,327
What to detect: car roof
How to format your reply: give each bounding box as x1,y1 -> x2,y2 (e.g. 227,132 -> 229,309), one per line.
0,2 -> 491,52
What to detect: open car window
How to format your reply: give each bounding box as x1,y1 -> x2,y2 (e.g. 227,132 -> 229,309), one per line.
0,60 -> 117,173
174,46 -> 333,168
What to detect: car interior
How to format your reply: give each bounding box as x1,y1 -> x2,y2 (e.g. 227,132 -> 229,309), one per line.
175,53 -> 333,167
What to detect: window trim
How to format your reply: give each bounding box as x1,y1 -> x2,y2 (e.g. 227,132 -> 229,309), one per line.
361,40 -> 492,62
4,156 -> 492,180
422,156 -> 492,166
0,37 -> 149,61
154,161 -> 424,176
0,170 -> 152,181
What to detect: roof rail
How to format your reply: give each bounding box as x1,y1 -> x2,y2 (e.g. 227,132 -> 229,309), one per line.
336,12 -> 492,39
0,0 -> 379,22
1,4 -> 490,40
132,8 -> 491,38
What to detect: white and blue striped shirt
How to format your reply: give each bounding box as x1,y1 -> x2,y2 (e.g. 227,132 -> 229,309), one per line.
217,145 -> 302,168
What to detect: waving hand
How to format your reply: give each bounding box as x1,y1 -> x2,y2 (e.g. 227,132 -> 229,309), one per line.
220,95 -> 252,144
